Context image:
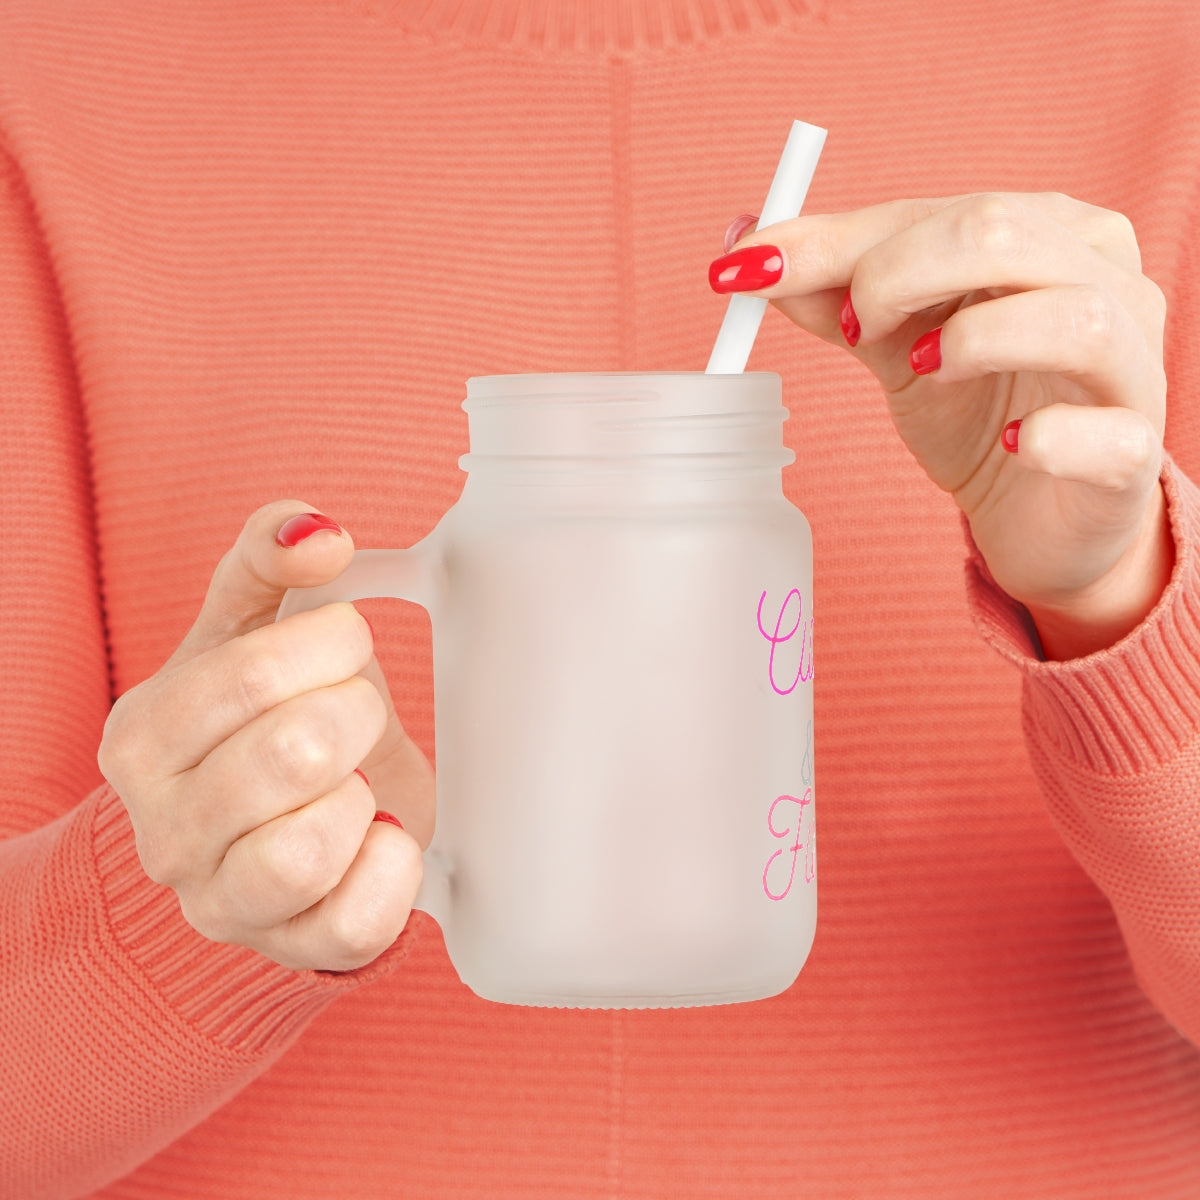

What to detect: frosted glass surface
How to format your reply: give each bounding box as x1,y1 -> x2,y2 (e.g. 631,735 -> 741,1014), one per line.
279,373 -> 815,1007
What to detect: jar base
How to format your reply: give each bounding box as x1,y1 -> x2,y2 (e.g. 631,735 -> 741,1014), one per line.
462,972 -> 803,1010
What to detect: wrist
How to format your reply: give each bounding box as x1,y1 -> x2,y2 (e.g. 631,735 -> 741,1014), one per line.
1022,483 -> 1174,660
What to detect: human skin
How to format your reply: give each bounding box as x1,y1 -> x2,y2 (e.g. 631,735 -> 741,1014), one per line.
98,500 -> 435,973
100,191 -> 1170,974
711,192 -> 1173,662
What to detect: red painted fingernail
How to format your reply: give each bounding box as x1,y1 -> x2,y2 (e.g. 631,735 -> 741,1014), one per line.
722,213 -> 759,253
1002,419 -> 1022,453
275,512 -> 343,548
839,290 -> 860,347
354,768 -> 370,787
910,327 -> 942,375
372,810 -> 404,830
708,244 -> 784,293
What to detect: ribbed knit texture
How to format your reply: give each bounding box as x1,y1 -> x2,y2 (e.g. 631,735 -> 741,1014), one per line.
1,1 -> 1199,1197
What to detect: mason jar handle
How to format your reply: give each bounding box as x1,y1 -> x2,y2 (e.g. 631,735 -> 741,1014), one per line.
275,545 -> 453,931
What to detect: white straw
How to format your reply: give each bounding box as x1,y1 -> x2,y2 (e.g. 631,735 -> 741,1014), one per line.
705,120 -> 827,374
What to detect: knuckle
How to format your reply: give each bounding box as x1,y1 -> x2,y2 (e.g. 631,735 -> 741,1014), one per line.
95,725 -> 125,785
847,256 -> 893,322
962,194 -> 1030,262
97,687 -> 149,782
789,222 -> 840,280
178,889 -> 244,948
1062,286 -> 1118,348
1094,458 -> 1144,494
325,903 -> 393,967
905,195 -> 946,227
232,645 -> 288,715
1081,204 -> 1142,272
1116,414 -> 1160,474
1084,414 -> 1160,492
258,813 -> 341,899
134,825 -> 185,887
1100,208 -> 1138,252
132,805 -> 201,891
261,710 -> 337,789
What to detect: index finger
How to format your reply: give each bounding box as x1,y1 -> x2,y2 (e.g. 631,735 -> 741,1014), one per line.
134,601 -> 374,777
731,191 -> 1143,298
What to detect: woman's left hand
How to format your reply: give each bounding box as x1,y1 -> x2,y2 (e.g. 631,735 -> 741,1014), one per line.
711,192 -> 1173,659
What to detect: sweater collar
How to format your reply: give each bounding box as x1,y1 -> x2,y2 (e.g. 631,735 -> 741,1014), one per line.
373,0 -> 826,52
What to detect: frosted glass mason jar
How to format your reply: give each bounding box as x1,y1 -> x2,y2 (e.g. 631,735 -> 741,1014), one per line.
278,372 -> 815,1008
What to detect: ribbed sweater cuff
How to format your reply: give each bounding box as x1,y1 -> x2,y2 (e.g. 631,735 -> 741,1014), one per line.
91,783 -> 420,1058
965,454 -> 1200,775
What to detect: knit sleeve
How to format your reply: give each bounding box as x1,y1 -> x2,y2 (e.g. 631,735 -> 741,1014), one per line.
0,149 -> 416,1198
966,456 -> 1200,1047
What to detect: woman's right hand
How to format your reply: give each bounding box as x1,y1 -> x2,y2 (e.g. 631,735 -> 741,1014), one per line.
97,501 -> 434,972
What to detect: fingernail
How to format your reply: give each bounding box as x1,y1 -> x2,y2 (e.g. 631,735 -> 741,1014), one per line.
910,327 -> 942,375
722,213 -> 759,254
354,768 -> 370,787
708,244 -> 784,294
276,512 -> 343,548
372,810 -> 405,830
1002,419 -> 1022,453
839,290 -> 860,347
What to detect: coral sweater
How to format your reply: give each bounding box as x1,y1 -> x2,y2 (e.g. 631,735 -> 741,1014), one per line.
2,1 -> 1200,1196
